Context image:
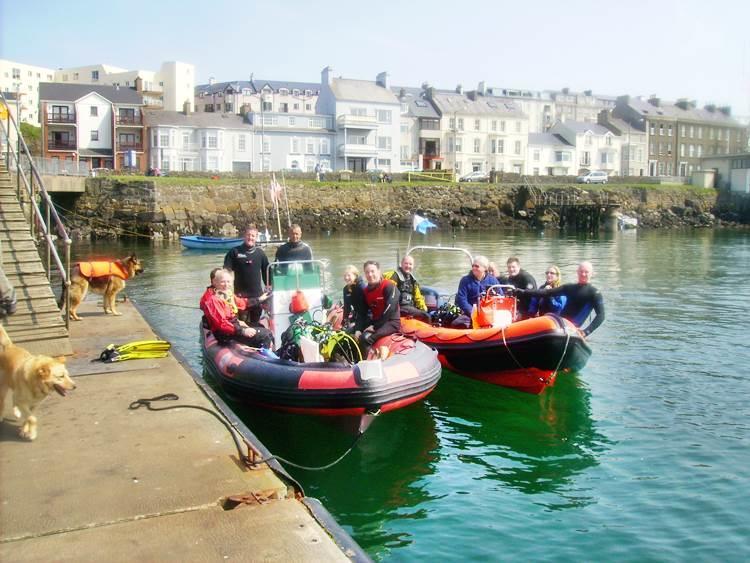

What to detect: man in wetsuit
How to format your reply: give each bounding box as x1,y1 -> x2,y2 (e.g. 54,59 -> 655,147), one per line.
499,256 -> 536,318
384,255 -> 430,323
519,261 -> 605,337
224,225 -> 269,324
353,260 -> 401,356
274,224 -> 313,274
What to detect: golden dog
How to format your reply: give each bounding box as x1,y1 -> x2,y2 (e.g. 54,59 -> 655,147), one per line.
0,326 -> 75,441
60,254 -> 144,321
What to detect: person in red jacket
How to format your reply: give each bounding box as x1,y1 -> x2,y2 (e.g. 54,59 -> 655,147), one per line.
353,260 -> 401,356
200,268 -> 273,348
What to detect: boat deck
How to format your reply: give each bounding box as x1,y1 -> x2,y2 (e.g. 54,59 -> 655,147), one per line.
0,299 -> 362,561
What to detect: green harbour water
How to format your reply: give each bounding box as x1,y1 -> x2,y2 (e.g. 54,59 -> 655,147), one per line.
69,228 -> 750,561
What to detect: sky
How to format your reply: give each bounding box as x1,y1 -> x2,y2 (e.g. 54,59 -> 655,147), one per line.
2,0 -> 749,121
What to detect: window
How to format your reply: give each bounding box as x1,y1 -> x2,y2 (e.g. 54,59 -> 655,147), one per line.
291,138 -> 300,153
400,123 -> 408,133
73,72 -> 79,80
279,103 -> 289,113
90,130 -> 99,141
533,150 -> 540,161
585,133 -> 593,146
183,133 -> 190,149
680,144 -> 685,157
659,124 -> 664,136
681,125 -> 687,137
12,68 -> 20,79
378,158 -> 391,166
309,117 -> 325,128
279,88 -> 289,96
224,103 -> 232,112
160,133 -> 169,147
473,139 -> 481,153
320,138 -> 330,154
306,138 -> 315,154
293,103 -> 300,110
262,140 -> 270,154
208,156 -> 219,170
351,107 -> 367,116
689,125 -> 694,138
449,118 -> 456,129
205,104 -> 214,112
668,125 -> 673,137
689,144 -> 695,157
305,104 -> 312,111
581,151 -> 591,165
262,115 -> 278,126
667,142 -> 672,155
650,124 -> 655,135
238,135 -> 246,151
600,153 -> 610,164
262,101 -> 272,112
90,106 -> 98,116
401,145 -> 410,159
377,110 -> 392,123
455,137 -> 463,152
91,70 -> 99,81
458,118 -> 464,130
500,120 -> 506,132
289,116 -> 296,126
605,135 -> 612,146
491,120 -> 497,131
497,140 -> 504,154
377,136 -> 392,150
555,151 -> 570,162
515,121 -> 521,133
514,141 -> 521,155
474,119 -> 480,131
447,138 -> 454,153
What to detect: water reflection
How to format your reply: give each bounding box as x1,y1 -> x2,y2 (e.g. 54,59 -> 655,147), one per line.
428,372 -> 607,506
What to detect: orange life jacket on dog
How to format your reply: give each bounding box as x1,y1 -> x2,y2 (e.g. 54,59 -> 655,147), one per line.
77,261 -> 129,280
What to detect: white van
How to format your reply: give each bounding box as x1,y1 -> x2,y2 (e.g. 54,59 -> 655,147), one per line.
576,171 -> 608,184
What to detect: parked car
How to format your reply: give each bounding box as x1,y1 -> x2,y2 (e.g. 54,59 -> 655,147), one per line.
576,171 -> 609,184
459,171 -> 489,182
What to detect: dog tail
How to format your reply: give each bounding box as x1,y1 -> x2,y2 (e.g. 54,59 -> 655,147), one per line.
0,325 -> 11,349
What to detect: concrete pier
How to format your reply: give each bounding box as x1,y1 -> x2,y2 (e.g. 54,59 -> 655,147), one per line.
0,299 -> 365,561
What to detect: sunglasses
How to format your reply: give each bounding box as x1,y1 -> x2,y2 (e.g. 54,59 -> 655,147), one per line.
546,271 -> 558,275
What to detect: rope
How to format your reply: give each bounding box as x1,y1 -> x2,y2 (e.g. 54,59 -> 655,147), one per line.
128,393 -> 366,471
131,297 -> 201,310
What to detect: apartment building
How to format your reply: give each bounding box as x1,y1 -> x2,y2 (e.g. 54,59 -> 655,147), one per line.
598,109 -> 647,176
195,79 -> 319,117
527,133 -> 576,176
425,86 -> 529,175
547,88 -> 617,125
317,67 -> 401,173
484,85 -> 555,133
54,61 -> 195,112
393,86 -> 441,171
144,108 -> 255,173
549,121 -> 622,176
615,96 -> 748,177
39,83 -> 145,171
0,59 -> 56,125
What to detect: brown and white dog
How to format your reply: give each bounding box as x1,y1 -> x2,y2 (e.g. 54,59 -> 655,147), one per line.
0,326 -> 75,441
59,254 -> 144,321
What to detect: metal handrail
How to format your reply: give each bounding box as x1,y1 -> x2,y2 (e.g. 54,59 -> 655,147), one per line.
1,91 -> 73,328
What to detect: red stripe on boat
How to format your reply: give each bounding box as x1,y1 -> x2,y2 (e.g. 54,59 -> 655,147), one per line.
298,369 -> 359,390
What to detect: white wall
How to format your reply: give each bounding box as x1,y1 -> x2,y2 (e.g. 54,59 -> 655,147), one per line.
0,59 -> 56,125
159,62 -> 195,112
76,92 -> 112,150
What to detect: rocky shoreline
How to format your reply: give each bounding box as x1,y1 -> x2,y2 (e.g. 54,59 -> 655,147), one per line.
57,178 -> 749,240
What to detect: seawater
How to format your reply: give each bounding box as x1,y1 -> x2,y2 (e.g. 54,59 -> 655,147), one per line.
67,228 -> 750,561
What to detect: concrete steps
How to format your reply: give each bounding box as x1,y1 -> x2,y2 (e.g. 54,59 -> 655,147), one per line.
0,167 -> 71,356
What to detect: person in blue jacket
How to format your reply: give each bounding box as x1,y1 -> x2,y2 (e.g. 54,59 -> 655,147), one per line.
529,264 -> 567,316
452,255 -> 500,328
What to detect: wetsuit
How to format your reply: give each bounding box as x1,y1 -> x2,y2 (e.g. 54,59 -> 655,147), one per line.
383,268 -> 430,323
343,278 -> 367,329
224,243 -> 269,324
199,287 -> 273,348
525,283 -> 604,336
354,279 -> 401,351
529,282 -> 567,316
274,241 -> 313,274
499,269 -> 537,317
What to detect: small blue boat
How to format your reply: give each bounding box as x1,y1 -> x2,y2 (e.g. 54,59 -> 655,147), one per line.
180,234 -> 284,250
180,235 -> 243,250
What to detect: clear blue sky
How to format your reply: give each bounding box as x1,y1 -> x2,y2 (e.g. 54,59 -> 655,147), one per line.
2,0 -> 749,119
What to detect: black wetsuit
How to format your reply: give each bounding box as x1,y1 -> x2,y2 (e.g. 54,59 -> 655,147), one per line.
526,283 -> 605,336
224,244 -> 269,323
274,241 -> 313,274
499,269 -> 537,316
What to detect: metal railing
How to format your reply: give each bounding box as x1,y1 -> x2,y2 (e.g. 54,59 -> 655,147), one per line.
1,91 -> 73,328
47,113 -> 76,124
116,115 -> 143,125
23,155 -> 90,177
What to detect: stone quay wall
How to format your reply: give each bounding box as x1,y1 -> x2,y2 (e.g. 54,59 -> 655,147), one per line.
62,179 -> 745,240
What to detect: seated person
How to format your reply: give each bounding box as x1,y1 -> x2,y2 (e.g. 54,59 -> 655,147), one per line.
384,255 -> 431,323
499,256 -> 537,318
353,261 -> 401,356
519,261 -> 604,337
529,265 -> 567,316
452,255 -> 500,328
200,268 -> 273,348
341,264 -> 366,330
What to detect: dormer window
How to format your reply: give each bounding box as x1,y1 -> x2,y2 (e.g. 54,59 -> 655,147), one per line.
279,88 -> 289,96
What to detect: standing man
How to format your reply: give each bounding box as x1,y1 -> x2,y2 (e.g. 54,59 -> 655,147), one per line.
354,261 -> 401,356
519,261 -> 605,337
501,256 -> 537,318
384,255 -> 430,323
224,224 -> 269,324
274,224 -> 313,274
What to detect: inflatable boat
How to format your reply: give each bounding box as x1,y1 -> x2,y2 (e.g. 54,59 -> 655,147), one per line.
400,245 -> 592,394
201,258 -> 441,416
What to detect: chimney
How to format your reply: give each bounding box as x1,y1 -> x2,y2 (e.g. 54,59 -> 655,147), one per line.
562,87 -> 570,94
456,84 -> 463,94
718,106 -> 731,116
478,81 -> 487,96
467,91 -> 477,101
584,89 -> 592,96
183,100 -> 191,115
322,66 -> 334,86
704,103 -> 717,113
425,87 -> 435,100
676,98 -> 690,110
399,87 -> 406,100
208,76 -> 215,86
376,71 -> 389,89
648,96 -> 661,107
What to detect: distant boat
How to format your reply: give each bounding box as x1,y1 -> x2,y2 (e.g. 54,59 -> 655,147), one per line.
618,214 -> 638,230
180,234 -> 283,250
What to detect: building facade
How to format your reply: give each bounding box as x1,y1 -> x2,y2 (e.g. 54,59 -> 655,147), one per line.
39,83 -> 145,171
194,79 -> 320,117
0,59 -> 56,125
547,88 -> 617,125
598,109 -> 647,176
526,133 -> 576,176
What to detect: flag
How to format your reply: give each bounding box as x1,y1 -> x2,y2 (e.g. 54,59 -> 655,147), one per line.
269,173 -> 284,205
412,214 -> 437,234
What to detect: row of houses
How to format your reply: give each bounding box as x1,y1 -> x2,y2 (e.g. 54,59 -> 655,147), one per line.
6,58 -> 743,179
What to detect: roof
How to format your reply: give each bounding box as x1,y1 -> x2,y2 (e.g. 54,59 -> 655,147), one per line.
428,91 -> 525,117
528,133 -> 573,147
602,115 -> 644,134
559,121 -> 612,135
39,83 -> 143,104
79,148 -> 114,157
391,86 -> 439,118
623,97 -> 742,125
330,78 -> 398,104
143,109 -> 253,129
195,80 -> 320,96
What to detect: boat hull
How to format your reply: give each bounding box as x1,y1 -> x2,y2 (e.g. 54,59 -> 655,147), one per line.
401,314 -> 591,394
180,235 -> 285,250
201,325 -> 442,416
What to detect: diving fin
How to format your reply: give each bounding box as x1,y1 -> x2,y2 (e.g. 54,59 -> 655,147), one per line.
98,339 -> 171,363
